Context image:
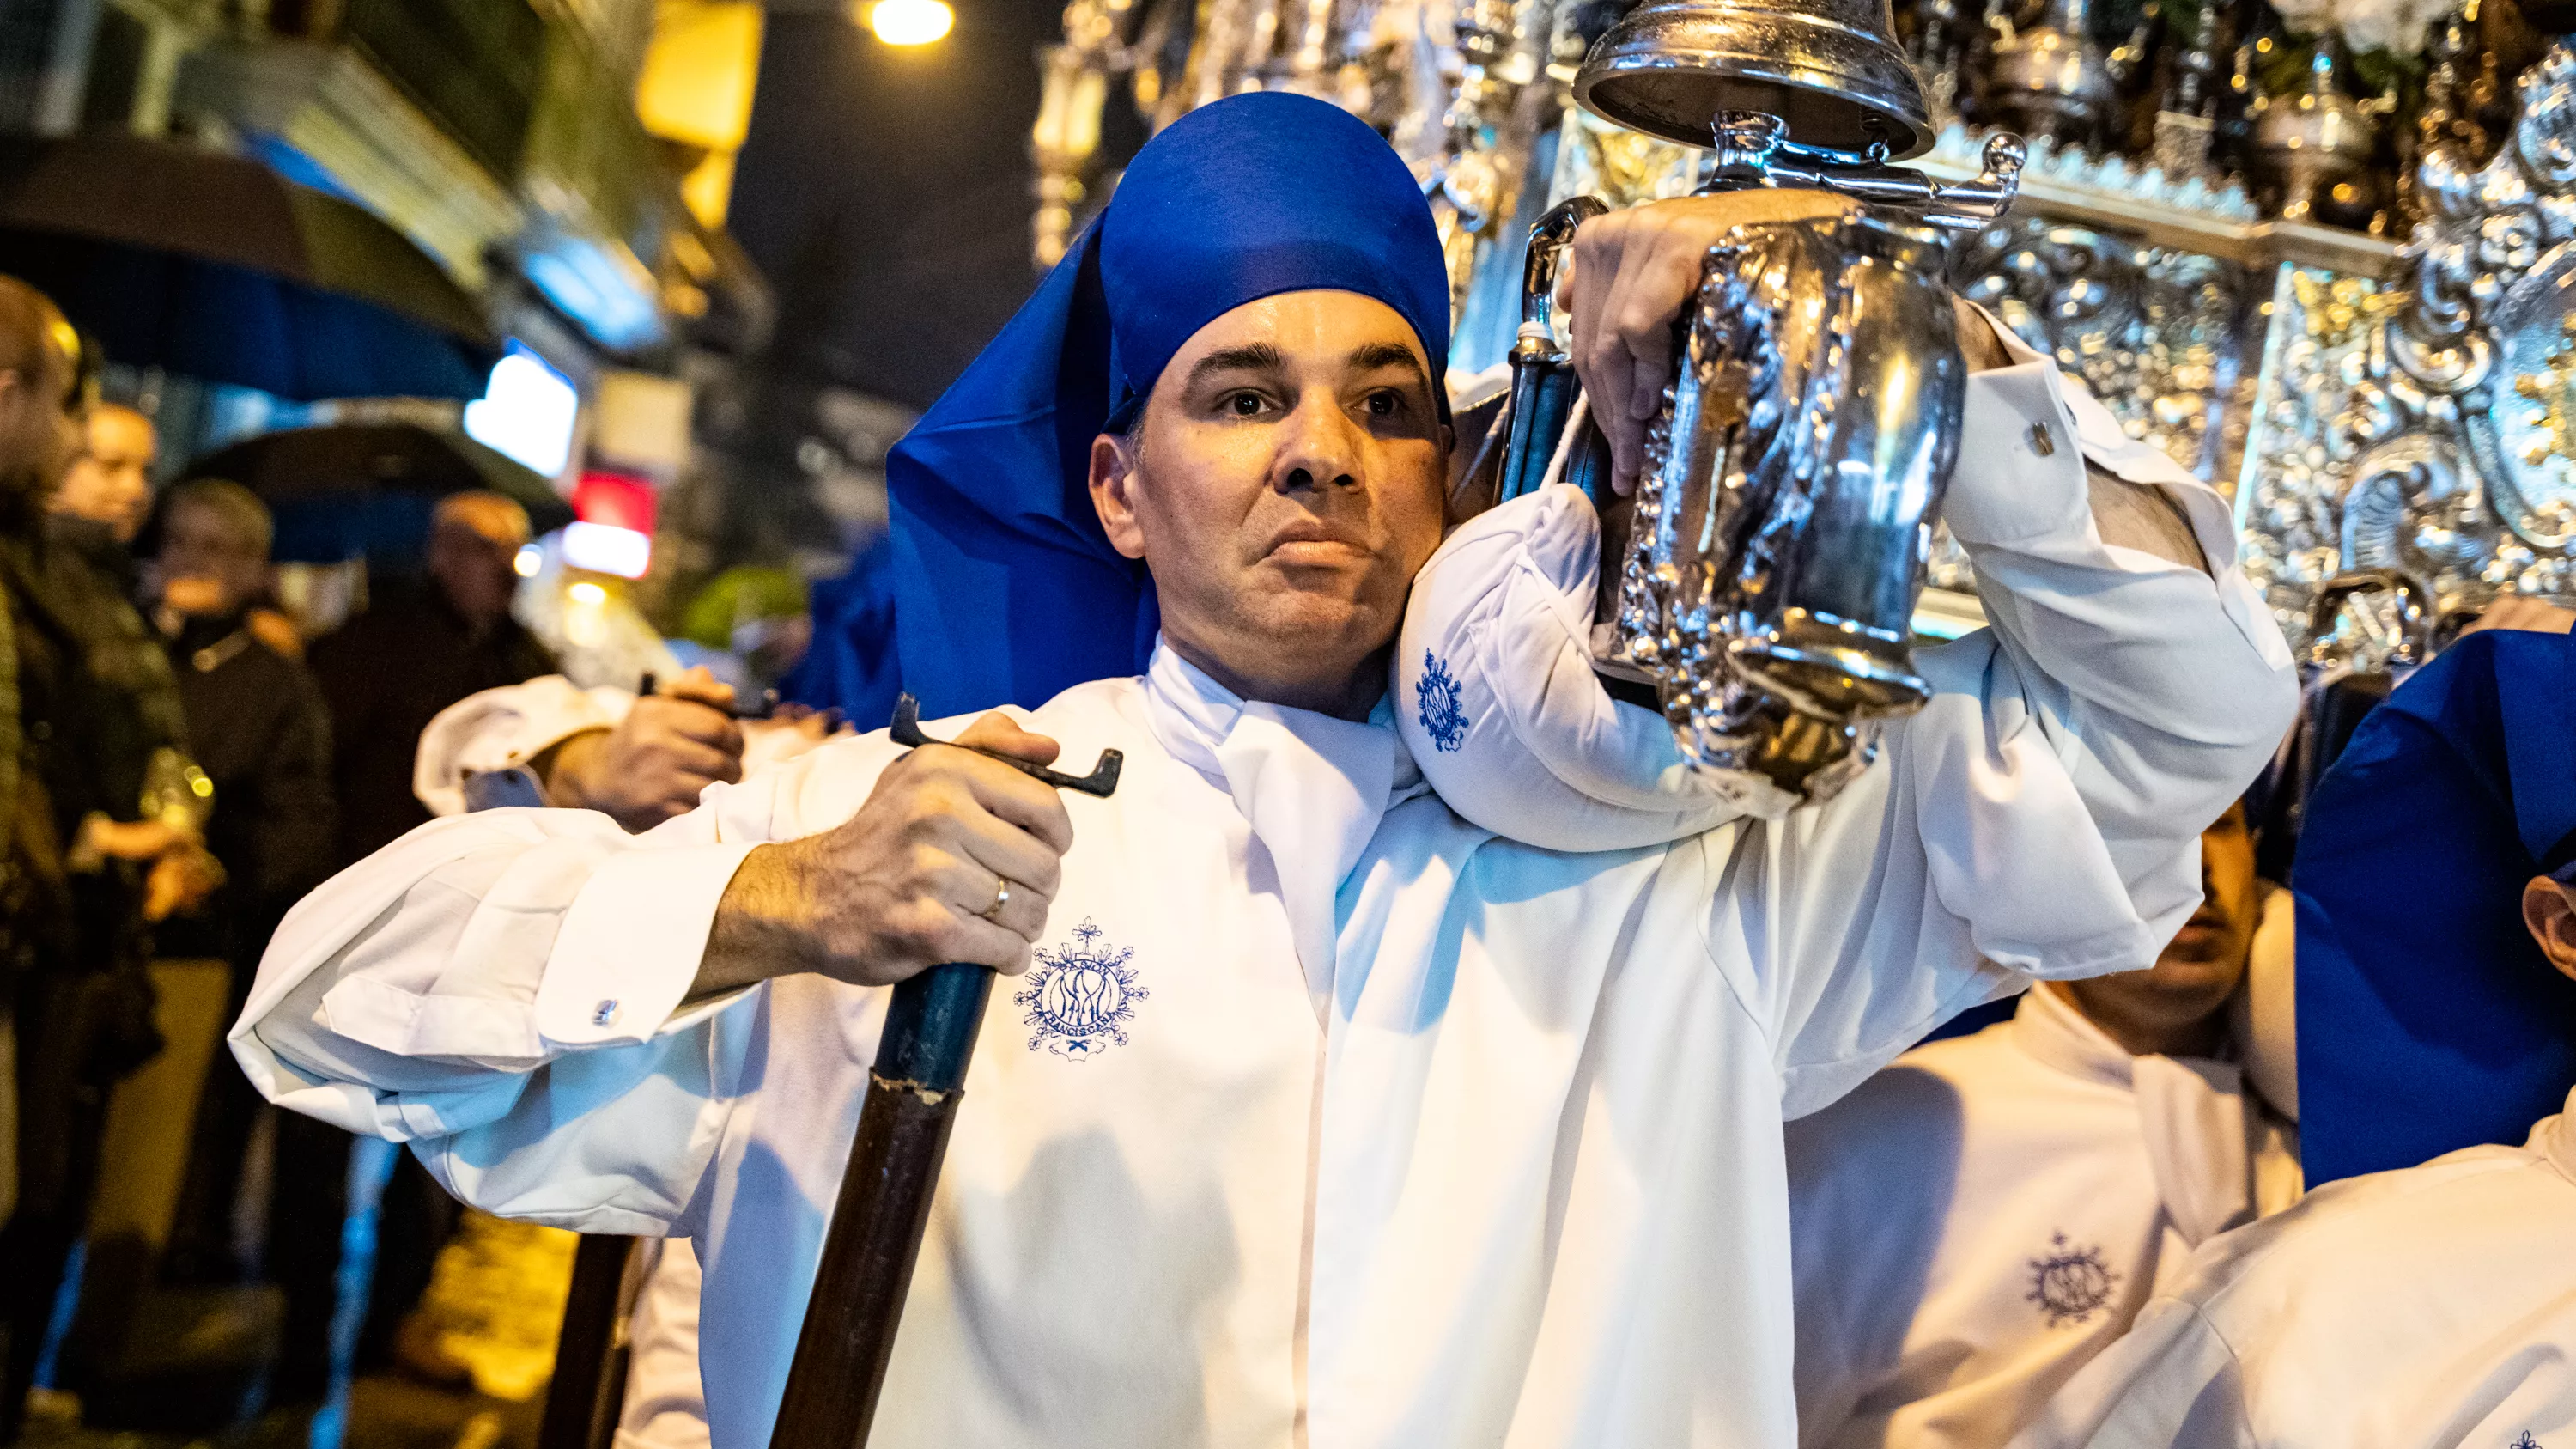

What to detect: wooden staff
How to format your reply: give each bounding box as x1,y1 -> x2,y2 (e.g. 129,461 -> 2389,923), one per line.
768,697 -> 1121,1449
537,1233 -> 640,1449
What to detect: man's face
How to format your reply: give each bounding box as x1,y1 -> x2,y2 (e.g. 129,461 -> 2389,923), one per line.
0,327 -> 80,511
2061,805 -> 2260,1050
55,405 -> 155,543
1090,289 -> 1449,715
428,518 -> 520,625
157,499 -> 267,619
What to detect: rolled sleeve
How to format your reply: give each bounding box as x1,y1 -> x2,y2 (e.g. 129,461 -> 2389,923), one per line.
1756,329 -> 2300,1097
415,677 -> 635,817
535,840 -> 759,1046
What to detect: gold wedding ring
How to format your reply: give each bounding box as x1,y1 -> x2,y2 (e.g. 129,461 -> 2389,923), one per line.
983,876 -> 1012,922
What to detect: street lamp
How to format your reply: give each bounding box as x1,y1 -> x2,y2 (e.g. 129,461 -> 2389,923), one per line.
863,0 -> 953,44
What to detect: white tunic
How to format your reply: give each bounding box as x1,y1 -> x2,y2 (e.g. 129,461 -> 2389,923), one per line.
231,358 -> 2292,1449
2018,1087 -> 2576,1448
1788,979 -> 2300,1449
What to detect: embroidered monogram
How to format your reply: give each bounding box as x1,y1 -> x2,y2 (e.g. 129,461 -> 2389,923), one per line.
1015,920 -> 1148,1060
2026,1231 -> 2118,1326
1416,649 -> 1468,752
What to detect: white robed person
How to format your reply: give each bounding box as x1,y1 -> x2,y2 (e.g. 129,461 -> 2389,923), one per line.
230,94 -> 2293,1447
2014,629 -> 2576,1446
1783,801 -> 2304,1449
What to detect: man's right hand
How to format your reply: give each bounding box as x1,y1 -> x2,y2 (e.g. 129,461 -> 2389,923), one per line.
1555,189 -> 1862,495
693,711 -> 1075,999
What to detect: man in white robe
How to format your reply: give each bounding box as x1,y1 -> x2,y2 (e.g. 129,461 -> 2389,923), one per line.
228,94 -> 2293,1448
2014,629 -> 2576,1446
1787,804 -> 2301,1449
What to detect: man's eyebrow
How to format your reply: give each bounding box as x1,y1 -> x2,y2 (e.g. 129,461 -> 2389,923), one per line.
1187,344 -> 1287,386
1349,341 -> 1430,387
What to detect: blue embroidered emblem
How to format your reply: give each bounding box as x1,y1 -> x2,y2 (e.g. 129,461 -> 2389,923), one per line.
1416,649 -> 1469,752
1014,920 -> 1148,1060
2026,1232 -> 2118,1326
2514,1434 -> 2543,1449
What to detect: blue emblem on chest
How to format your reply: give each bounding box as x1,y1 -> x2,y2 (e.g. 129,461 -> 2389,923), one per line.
2026,1231 -> 2118,1327
1416,649 -> 1468,752
2513,1434 -> 2543,1449
1014,920 -> 1148,1060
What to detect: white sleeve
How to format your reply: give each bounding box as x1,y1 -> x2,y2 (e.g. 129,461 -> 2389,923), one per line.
413,676 -> 636,816
1731,346 -> 2298,1111
231,729 -> 902,1230
2011,1299 -> 2257,1449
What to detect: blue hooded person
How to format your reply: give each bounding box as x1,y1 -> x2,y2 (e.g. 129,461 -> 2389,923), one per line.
230,88 -> 2299,1449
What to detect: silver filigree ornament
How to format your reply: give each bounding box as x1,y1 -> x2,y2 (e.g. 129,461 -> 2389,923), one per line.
1952,218 -> 2253,481
2236,40 -> 2576,664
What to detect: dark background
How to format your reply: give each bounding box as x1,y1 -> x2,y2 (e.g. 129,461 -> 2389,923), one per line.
731,2 -> 1083,411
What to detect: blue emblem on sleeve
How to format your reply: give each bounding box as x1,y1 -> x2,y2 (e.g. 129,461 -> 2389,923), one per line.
1014,920 -> 1148,1060
1416,650 -> 1468,752
2026,1232 -> 2118,1326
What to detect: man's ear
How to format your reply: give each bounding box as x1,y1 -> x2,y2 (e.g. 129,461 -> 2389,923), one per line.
2522,875 -> 2576,983
1089,431 -> 1147,561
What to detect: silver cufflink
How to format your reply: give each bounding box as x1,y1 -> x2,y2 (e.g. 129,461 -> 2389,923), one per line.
2028,422 -> 2055,457
592,1000 -> 621,1026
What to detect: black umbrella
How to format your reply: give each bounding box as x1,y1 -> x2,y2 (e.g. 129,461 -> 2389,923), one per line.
181,422 -> 573,564
0,134 -> 499,400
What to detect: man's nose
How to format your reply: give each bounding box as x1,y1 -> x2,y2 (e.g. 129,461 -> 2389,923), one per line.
1273,393 -> 1362,495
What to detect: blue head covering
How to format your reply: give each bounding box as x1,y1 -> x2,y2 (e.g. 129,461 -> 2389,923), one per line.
882,92 -> 1451,719
2293,629 -> 2576,1186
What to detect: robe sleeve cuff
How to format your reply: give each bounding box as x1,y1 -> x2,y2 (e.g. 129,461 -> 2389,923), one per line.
533,841 -> 759,1047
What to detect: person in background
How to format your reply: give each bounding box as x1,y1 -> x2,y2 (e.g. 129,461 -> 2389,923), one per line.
308,490 -> 554,866
143,479 -> 334,1285
0,280 -> 216,1441
50,403 -> 152,551
281,489 -> 552,1402
1787,802 -> 2300,1447
2018,629 -> 2576,1446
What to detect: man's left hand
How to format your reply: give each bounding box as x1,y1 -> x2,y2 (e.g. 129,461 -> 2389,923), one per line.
544,667 -> 747,831
1558,192 -> 2016,496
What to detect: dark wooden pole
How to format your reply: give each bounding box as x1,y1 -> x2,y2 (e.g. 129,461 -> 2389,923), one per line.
767,965 -> 991,1449
538,1233 -> 639,1449
767,697 -> 1120,1449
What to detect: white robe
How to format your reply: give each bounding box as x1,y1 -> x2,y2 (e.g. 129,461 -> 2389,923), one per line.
1787,978 -> 2300,1449
2018,1087 -> 2576,1448
230,356 -> 2292,1449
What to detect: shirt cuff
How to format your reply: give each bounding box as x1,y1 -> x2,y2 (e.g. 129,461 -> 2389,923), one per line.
1947,360 -> 2092,551
534,841 -> 759,1047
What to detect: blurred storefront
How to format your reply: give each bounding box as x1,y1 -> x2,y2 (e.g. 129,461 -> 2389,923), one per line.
0,0 -> 778,637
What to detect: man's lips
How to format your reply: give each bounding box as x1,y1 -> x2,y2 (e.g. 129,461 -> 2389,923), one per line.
2164,916 -> 2229,959
1261,521 -> 1370,565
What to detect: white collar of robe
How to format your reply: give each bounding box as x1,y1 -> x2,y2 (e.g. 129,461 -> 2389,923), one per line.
1143,640 -> 1426,1018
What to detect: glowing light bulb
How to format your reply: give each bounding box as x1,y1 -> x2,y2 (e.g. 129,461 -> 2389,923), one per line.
868,0 -> 952,46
